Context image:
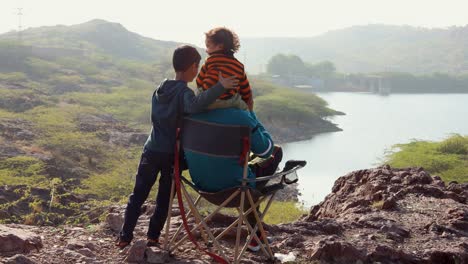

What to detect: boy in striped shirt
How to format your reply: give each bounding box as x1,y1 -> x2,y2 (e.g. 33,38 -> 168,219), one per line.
196,27 -> 253,111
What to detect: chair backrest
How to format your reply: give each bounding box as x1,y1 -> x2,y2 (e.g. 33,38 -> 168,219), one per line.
182,118 -> 251,158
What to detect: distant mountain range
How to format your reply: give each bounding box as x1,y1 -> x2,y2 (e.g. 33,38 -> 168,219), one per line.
0,19 -> 182,63
240,24 -> 468,75
2,20 -> 467,76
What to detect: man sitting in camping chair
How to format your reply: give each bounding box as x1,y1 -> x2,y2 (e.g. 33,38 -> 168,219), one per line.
167,107 -> 305,263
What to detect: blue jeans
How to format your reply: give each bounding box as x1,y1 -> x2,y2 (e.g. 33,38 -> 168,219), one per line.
119,149 -> 173,242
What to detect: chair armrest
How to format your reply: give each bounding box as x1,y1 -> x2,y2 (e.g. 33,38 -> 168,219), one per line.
241,174 -> 283,183
240,163 -> 306,183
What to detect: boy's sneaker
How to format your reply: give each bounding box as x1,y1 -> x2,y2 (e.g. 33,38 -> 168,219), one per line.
115,238 -> 130,249
247,236 -> 273,252
147,238 -> 159,247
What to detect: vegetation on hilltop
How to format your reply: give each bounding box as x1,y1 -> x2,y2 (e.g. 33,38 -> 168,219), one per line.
265,53 -> 468,93
385,134 -> 468,183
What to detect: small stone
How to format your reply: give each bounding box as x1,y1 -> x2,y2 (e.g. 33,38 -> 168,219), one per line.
381,197 -> 397,210
77,248 -> 96,258
390,176 -> 402,184
2,254 -> 37,264
63,249 -> 86,260
125,240 -> 146,263
145,247 -> 170,263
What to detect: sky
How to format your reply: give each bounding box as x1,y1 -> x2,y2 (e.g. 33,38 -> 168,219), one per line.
1,0 -> 468,46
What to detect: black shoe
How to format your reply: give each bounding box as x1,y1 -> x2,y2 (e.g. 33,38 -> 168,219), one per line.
282,160 -> 307,172
147,238 -> 159,247
115,238 -> 131,249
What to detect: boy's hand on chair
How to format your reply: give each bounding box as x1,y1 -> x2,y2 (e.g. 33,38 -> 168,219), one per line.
218,72 -> 239,89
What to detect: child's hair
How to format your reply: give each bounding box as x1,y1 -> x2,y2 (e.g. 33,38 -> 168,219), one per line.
205,27 -> 240,55
173,45 -> 201,72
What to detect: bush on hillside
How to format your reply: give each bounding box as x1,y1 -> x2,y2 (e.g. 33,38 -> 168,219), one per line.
386,135 -> 468,183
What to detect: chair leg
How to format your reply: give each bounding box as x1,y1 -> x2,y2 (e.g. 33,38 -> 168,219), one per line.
236,208 -> 269,259
233,191 -> 245,264
170,190 -> 240,252
214,195 -> 269,242
235,194 -> 275,262
169,195 -> 202,248
163,181 -> 176,250
238,193 -> 278,260
180,184 -> 230,262
246,191 -> 274,259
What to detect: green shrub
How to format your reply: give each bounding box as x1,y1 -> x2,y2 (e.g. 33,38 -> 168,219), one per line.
48,74 -> 84,93
262,201 -> 307,224
25,58 -> 61,78
386,135 -> 468,183
0,156 -> 48,186
0,72 -> 28,82
0,88 -> 48,112
76,147 -> 140,201
438,135 -> 468,155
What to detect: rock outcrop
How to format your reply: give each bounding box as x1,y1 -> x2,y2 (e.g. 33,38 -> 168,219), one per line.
274,165 -> 468,263
1,165 -> 467,263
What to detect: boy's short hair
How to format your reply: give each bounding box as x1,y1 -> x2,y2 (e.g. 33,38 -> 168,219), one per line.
205,27 -> 240,55
173,45 -> 201,72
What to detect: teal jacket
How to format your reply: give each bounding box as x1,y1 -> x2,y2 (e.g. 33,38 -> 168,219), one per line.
185,109 -> 274,192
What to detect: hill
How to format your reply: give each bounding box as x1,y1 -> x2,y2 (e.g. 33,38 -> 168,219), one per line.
0,19 -> 180,62
0,19 -> 341,226
241,24 -> 468,74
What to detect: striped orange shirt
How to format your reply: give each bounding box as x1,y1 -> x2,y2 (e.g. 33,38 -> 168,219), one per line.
196,51 -> 252,103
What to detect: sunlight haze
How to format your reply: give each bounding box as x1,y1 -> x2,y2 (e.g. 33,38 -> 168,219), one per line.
2,0 -> 468,46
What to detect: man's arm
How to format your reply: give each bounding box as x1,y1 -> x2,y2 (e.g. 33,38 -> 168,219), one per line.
249,112 -> 274,158
182,83 -> 225,114
183,72 -> 239,114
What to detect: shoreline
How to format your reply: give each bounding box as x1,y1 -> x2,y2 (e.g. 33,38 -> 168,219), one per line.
267,118 -> 343,144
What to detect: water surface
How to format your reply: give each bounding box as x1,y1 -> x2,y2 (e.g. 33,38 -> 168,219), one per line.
282,93 -> 468,207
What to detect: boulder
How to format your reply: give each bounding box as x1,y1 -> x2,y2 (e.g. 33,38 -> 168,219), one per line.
106,213 -> 124,232
0,225 -> 42,256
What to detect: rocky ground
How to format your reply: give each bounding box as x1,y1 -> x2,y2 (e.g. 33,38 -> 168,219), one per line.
1,165 -> 468,263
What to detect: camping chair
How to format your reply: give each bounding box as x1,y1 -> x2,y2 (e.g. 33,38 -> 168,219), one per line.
163,117 -> 306,264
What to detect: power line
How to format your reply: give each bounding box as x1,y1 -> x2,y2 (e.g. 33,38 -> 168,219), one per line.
17,7 -> 23,43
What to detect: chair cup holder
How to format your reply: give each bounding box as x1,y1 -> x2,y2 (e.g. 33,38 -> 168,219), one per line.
282,170 -> 298,184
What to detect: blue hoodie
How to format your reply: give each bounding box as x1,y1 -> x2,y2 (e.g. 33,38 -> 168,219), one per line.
144,79 -> 225,153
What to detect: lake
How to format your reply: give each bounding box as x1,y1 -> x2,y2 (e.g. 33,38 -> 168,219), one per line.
282,92 -> 468,207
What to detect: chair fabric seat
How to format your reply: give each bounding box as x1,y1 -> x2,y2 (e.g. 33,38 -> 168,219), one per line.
199,187 -> 263,208
198,183 -> 285,208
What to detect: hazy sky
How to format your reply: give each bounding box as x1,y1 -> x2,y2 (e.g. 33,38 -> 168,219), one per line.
2,0 -> 468,46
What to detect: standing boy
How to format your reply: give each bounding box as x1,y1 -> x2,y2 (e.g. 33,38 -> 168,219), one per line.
117,45 -> 239,248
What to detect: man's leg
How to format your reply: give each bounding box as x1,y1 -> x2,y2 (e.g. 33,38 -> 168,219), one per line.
250,145 -> 283,191
246,146 -> 283,236
147,153 -> 174,240
119,150 -> 160,243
